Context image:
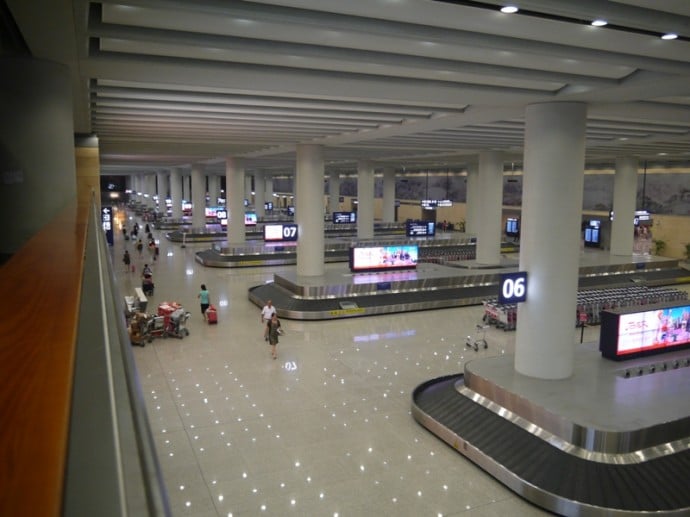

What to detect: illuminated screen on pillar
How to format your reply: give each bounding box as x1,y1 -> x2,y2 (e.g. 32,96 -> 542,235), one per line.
584,220 -> 601,247
349,245 -> 418,273
505,218 -> 519,237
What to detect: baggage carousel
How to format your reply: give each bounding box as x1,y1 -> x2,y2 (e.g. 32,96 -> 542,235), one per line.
165,220 -> 407,243
411,346 -> 690,515
196,236 -> 489,268
248,255 -> 690,321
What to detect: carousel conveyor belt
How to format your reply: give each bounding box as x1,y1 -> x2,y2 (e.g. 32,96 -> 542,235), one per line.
249,267 -> 690,320
249,282 -> 497,319
412,374 -> 690,515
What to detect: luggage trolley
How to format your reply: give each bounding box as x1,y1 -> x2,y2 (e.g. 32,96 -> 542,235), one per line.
466,324 -> 489,351
167,308 -> 191,338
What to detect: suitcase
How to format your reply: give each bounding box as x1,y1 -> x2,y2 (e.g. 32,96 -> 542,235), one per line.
206,305 -> 218,324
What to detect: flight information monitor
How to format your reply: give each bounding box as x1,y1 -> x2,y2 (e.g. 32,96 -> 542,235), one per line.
405,220 -> 436,237
333,211 -> 356,224
244,212 -> 257,226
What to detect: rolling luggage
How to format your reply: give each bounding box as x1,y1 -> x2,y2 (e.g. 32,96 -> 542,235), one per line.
206,305 -> 218,324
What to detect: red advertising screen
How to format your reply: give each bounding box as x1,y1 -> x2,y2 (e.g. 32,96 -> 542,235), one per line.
600,302 -> 690,360
617,306 -> 690,356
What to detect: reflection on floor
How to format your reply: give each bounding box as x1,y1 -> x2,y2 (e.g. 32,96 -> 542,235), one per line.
113,215 -> 690,516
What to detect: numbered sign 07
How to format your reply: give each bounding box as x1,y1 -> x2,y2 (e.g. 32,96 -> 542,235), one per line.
499,272 -> 528,304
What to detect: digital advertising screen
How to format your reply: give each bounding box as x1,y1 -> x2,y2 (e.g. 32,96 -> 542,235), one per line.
244,212 -> 257,226
405,220 -> 436,237
205,206 -> 223,218
349,245 -> 418,273
264,223 -> 298,242
333,211 -> 356,224
600,302 -> 690,360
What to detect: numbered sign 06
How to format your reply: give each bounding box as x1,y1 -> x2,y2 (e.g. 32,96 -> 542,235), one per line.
499,272 -> 528,304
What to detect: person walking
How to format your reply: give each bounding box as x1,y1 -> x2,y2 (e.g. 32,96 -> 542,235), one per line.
264,313 -> 281,359
122,249 -> 131,272
260,299 -> 276,340
198,284 -> 210,321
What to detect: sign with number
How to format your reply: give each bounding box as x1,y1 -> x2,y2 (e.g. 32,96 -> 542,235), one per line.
264,223 -> 298,242
499,271 -> 527,303
102,206 -> 113,246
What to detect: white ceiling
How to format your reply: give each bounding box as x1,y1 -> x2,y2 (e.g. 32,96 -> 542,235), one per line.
6,0 -> 690,175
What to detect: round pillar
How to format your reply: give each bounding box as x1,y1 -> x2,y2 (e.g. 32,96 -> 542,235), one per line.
295,145 -> 325,276
515,102 -> 587,380
610,156 -> 638,256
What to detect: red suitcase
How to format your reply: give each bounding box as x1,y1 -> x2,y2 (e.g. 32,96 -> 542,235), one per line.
206,305 -> 218,324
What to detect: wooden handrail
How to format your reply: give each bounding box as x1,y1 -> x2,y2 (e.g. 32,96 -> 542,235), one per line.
0,201 -> 88,516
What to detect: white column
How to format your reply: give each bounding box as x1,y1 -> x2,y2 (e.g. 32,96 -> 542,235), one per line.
296,145 -> 325,276
136,174 -> 144,205
170,168 -> 182,219
255,170 -> 265,219
475,151 -> 503,265
328,170 -> 341,215
265,175 -> 274,210
226,157 -> 246,244
156,170 -> 168,213
515,102 -> 587,380
382,166 -> 396,223
357,160 -> 375,240
191,164 -> 206,229
610,156 -> 638,256
147,174 -> 157,209
181,174 -> 189,202
245,173 -> 253,206
208,173 -> 219,206
465,159 -> 479,235
0,58 -> 76,254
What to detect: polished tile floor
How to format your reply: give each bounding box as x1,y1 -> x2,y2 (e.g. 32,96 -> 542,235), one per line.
112,213 -> 689,517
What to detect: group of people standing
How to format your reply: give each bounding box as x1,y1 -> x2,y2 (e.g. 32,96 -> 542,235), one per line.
123,218 -> 285,360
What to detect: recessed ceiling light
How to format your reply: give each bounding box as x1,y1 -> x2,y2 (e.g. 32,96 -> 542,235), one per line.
591,19 -> 608,27
661,33 -> 678,40
500,5 -> 519,14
